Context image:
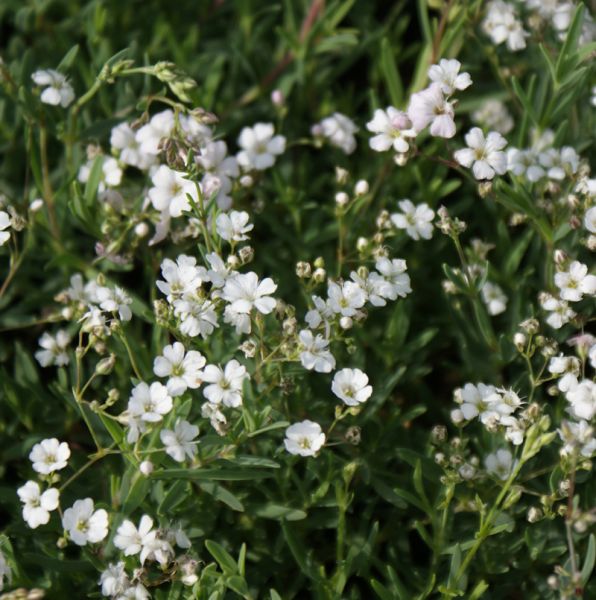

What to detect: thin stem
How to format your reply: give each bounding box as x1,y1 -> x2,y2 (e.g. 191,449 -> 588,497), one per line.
39,120 -> 59,238
118,331 -> 143,380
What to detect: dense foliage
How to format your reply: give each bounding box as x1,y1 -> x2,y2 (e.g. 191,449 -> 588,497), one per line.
0,1 -> 594,598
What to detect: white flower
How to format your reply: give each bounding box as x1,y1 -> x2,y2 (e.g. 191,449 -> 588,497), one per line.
201,402 -> 227,436
472,100 -> 513,135
375,257 -> 412,298
391,200 -> 434,240
590,344 -> 596,370
78,157 -> 123,192
196,141 -> 239,209
156,255 -> 206,303
31,69 -> 75,107
135,109 -> 175,155
0,211 -> 11,246
566,380 -> 596,421
202,360 -> 249,407
223,272 -> 277,315
179,114 -> 212,147
62,498 -> 108,546
407,83 -> 456,138
99,562 -> 129,597
456,383 -> 500,423
540,292 -> 576,329
559,420 -> 596,458
482,1 -> 528,51
507,148 -> 545,182
284,421 -> 326,457
298,329 -> 336,373
111,123 -> 154,171
34,330 -> 71,367
554,261 -> 596,302
128,382 -> 173,422
428,59 -> 472,95
148,165 -> 198,218
173,297 -> 218,338
114,515 -> 156,561
205,252 -> 231,288
223,304 -> 252,334
331,368 -> 373,406
153,342 -> 206,396
215,210 -> 253,242
349,271 -> 395,307
481,282 -> 508,315
29,438 -> 70,474
454,128 -> 507,180
237,123 -> 286,171
485,448 -> 517,480
96,286 -> 132,321
160,419 -> 199,462
314,112 -> 358,154
118,583 -> 150,599
584,207 -> 596,234
366,107 -> 416,154
17,481 -> 59,529
327,281 -> 366,317
539,147 -> 579,180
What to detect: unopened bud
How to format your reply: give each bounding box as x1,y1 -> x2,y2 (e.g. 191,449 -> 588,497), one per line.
527,507 -> 542,523
354,179 -> 369,196
140,461 -> 154,476
339,316 -> 353,330
312,267 -> 326,283
514,332 -> 527,351
95,354 -> 116,375
271,89 -> 284,107
335,192 -> 349,207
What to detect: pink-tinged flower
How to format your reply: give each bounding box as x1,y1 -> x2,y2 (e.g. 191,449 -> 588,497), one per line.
407,83 -> 456,138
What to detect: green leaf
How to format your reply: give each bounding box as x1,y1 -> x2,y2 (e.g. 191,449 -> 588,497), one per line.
84,155 -> 105,205
254,504 -> 307,521
57,44 -> 79,72
380,37 -> 403,106
555,4 -> 585,81
247,421 -> 290,438
122,472 -> 150,513
199,482 -> 245,512
581,534 -> 596,586
153,467 -> 275,481
205,540 -> 238,575
158,480 -> 188,515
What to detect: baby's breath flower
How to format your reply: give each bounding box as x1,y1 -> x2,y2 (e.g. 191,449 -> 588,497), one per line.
284,421 -> 325,457
62,498 -> 108,546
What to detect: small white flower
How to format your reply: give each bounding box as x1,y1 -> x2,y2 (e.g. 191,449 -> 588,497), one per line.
539,147 -> 579,180
135,109 -> 175,155
201,402 -> 227,436
454,128 -> 507,180
96,286 -> 132,321
559,420 -> 596,458
482,1 -> 528,51
237,123 -> 286,171
540,293 -> 575,329
314,112 -> 358,154
34,330 -> 71,367
153,342 -> 206,396
78,156 -> 123,192
17,481 -> 59,529
111,123 -> 155,170
456,383 -> 500,423
0,211 -> 11,246
119,583 -> 150,599
31,69 -> 75,107
0,549 -> 10,591
202,359 -> 249,407
29,438 -> 70,474
375,257 -> 412,298
584,206 -> 596,234
349,271 -> 395,307
223,272 -> 277,315
205,252 -> 231,288
148,165 -> 198,218
485,448 -> 517,480
284,421 -> 326,457
160,419 -> 199,462
407,83 -> 456,138
62,498 -> 109,546
327,281 -> 366,317
216,210 -> 253,242
391,200 -> 434,240
366,107 -> 417,154
298,329 -> 336,373
173,297 -> 218,338
114,515 -> 156,561
305,295 -> 334,329
481,282 -> 508,315
428,59 -> 472,95
156,255 -> 206,303
196,140 -> 239,209
472,100 -> 513,135
128,382 -> 173,422
566,380 -> 596,421
554,261 -> 596,302
223,304 -> 252,334
507,148 -> 545,182
331,368 -> 373,406
99,561 -> 129,597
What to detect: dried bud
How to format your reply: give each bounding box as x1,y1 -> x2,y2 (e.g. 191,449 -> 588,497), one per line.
238,245 -> 254,264
520,318 -> 539,335
296,261 -> 311,278
394,152 -> 408,166
477,181 -> 493,197
431,425 -> 448,444
345,426 -> 361,445
239,340 -> 257,358
335,166 -> 349,184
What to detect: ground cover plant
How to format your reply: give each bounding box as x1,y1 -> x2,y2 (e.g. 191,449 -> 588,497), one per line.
0,0 -> 595,598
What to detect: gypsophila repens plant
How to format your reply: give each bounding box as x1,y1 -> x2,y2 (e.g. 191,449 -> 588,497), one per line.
0,0 -> 594,598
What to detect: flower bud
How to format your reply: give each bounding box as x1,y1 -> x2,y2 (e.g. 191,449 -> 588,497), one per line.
478,181 -> 493,197
513,332 -> 527,351
520,318 -> 539,335
139,461 -> 154,476
239,175 -> 253,188
394,152 -> 408,166
271,89 -> 284,107
312,267 -> 326,283
313,256 -> 325,269
339,316 -> 353,330
345,426 -> 361,445
227,254 -> 240,268
238,245 -> 254,264
354,179 -> 369,196
239,340 -> 257,358
527,507 -> 542,523
356,237 -> 368,252
335,167 -> 349,184
29,198 -> 44,212
335,192 -> 349,207
134,222 -> 149,238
